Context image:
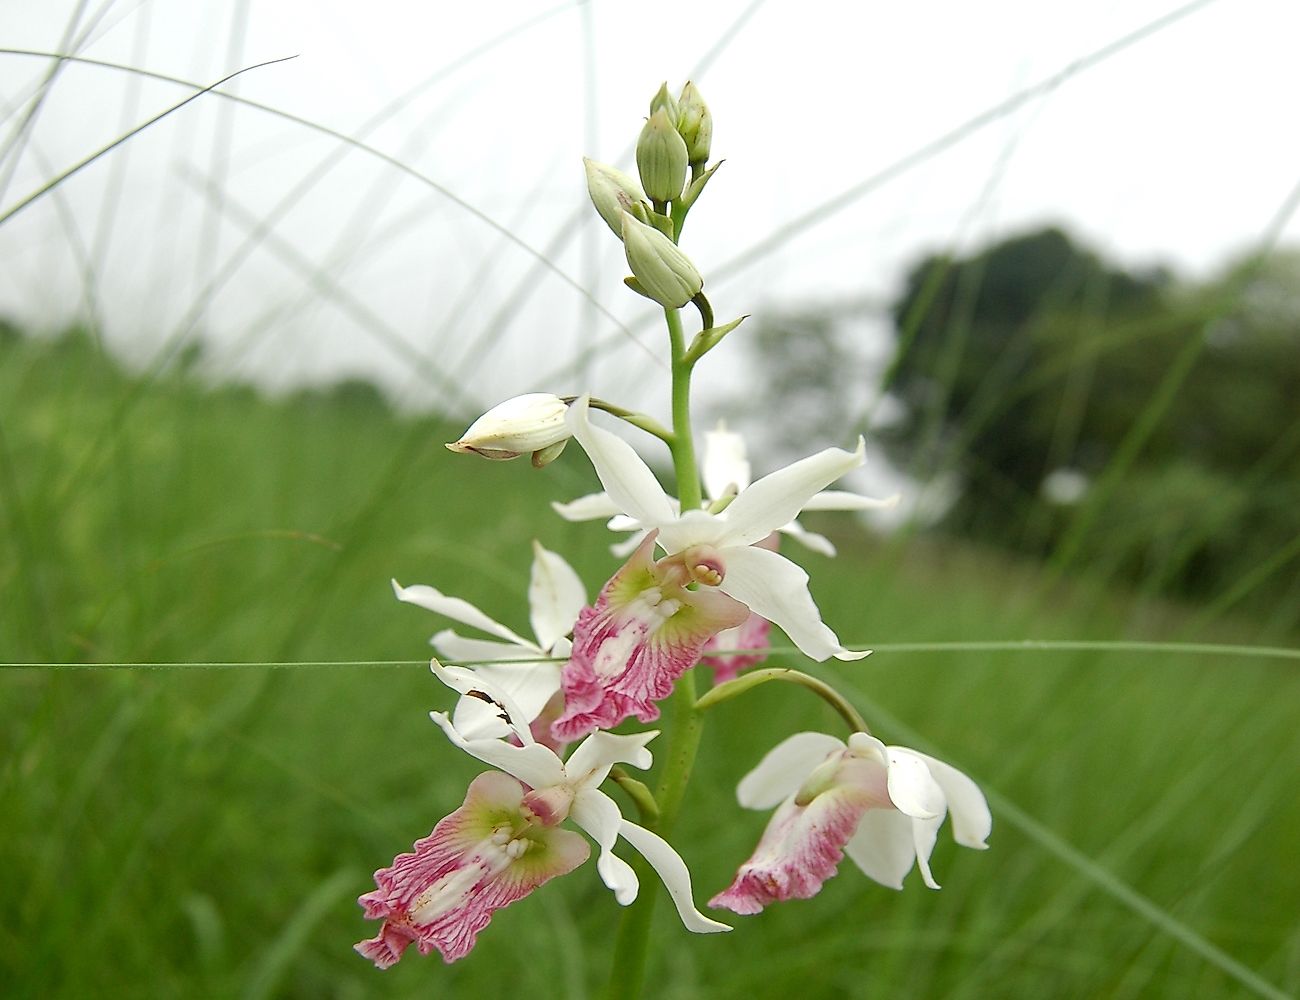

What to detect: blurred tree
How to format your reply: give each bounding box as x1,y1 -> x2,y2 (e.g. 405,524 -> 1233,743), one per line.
742,228 -> 1300,614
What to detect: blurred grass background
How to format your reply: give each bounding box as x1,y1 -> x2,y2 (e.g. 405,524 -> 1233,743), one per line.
1,329 -> 1296,998
3,1 -> 1300,996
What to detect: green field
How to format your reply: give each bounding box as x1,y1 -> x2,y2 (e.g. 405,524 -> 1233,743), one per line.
1,331 -> 1297,998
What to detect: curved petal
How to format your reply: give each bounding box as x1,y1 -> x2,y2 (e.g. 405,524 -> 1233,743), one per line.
655,509 -> 731,554
702,424 -> 752,499
430,711 -> 566,790
564,730 -> 658,791
570,789 -> 639,904
735,732 -> 846,809
455,662 -> 562,731
801,489 -> 901,512
914,752 -> 991,849
715,438 -> 865,548
884,748 -> 946,820
529,541 -> 586,652
910,813 -> 944,889
393,580 -> 532,648
431,661 -> 537,746
551,491 -> 623,522
718,545 -> 867,662
778,519 -> 837,557
567,396 -> 675,526
617,820 -> 731,933
843,808 -> 916,890
432,631 -> 540,664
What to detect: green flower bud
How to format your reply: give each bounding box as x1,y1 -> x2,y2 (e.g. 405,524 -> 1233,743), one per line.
676,81 -> 712,165
649,81 -> 679,122
621,213 -> 702,309
636,109 -> 688,204
583,158 -> 650,238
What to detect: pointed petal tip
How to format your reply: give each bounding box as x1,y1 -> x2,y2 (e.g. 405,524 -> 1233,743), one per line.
834,647 -> 872,661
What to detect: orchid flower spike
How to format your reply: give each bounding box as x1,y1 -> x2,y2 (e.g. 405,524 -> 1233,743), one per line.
392,541 -> 585,741
561,396 -> 871,663
354,663 -> 729,967
710,731 -> 991,915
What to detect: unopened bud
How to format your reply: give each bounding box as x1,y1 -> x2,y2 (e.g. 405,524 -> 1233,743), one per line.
583,158 -> 650,238
531,438 -> 568,468
636,109 -> 688,203
649,81 -> 679,122
621,213 -> 703,309
446,393 -> 570,461
676,81 -> 712,165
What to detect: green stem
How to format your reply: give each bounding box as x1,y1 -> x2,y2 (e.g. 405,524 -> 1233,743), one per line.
665,307 -> 701,510
695,666 -> 870,734
574,396 -> 675,446
603,302 -> 704,1000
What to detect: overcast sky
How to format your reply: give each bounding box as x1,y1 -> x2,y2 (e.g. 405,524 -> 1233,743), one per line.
2,0 -> 1298,436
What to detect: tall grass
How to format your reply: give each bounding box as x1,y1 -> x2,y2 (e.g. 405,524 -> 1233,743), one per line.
2,2 -> 1298,997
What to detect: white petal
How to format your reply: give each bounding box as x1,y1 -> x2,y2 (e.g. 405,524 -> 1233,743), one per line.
616,820 -> 731,933
571,789 -> 639,905
528,541 -> 587,652
717,546 -> 866,662
430,660 -> 535,744
464,661 -> 562,724
735,731 -> 847,809
715,438 -> 865,548
607,514 -> 645,532
431,630 -> 540,663
884,748 -> 946,820
910,813 -> 944,889
778,519 -> 838,557
655,509 -> 731,554
702,424 -> 751,499
429,711 -> 566,790
567,396 -> 675,526
551,491 -> 623,522
564,730 -> 657,791
844,808 -> 916,890
801,489 -> 901,512
914,752 -> 991,849
450,695 -> 514,741
392,580 -> 533,647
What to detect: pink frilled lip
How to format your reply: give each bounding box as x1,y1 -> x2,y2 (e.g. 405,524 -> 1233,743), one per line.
700,612 -> 772,685
354,771 -> 588,966
708,777 -> 874,915
551,532 -> 748,742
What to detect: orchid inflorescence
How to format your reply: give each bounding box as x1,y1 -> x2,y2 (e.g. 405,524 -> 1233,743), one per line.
355,81 -> 991,981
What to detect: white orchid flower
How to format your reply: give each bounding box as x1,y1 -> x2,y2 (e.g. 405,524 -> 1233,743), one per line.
555,420 -> 897,559
392,541 -> 585,741
710,731 -> 991,914
355,661 -> 730,963
558,395 -> 871,663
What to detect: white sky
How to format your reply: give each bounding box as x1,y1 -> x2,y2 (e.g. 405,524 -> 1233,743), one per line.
2,0 -> 1298,437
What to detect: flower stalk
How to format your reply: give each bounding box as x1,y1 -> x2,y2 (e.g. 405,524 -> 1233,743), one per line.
695,666 -> 872,734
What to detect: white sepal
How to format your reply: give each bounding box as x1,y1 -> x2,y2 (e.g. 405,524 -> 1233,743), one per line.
735,731 -> 846,809
616,821 -> 731,933
528,541 -> 586,653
